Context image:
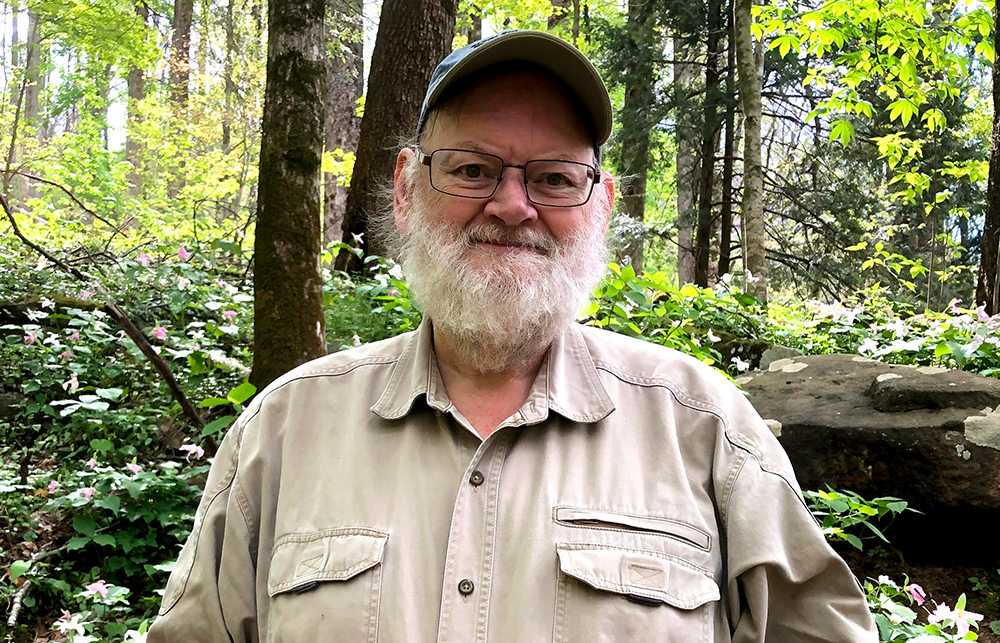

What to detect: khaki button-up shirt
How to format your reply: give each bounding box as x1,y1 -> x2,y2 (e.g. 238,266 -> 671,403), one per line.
148,321 -> 877,643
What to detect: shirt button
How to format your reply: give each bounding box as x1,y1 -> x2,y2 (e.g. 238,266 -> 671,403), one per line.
469,470 -> 485,486
458,579 -> 475,596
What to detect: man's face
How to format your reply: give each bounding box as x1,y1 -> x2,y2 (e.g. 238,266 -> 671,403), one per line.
391,68 -> 614,372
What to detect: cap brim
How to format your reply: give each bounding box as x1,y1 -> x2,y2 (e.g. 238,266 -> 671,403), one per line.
425,31 -> 612,146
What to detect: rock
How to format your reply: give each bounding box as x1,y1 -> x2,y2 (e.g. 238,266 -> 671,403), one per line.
743,354 -> 1000,565
759,345 -> 806,371
715,334 -> 803,371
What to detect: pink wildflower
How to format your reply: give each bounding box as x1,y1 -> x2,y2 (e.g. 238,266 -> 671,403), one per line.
948,298 -> 963,314
952,606 -> 984,636
83,580 -> 108,598
79,487 -> 96,500
177,246 -> 191,260
67,329 -> 80,341
906,584 -> 926,605
48,480 -> 60,493
222,309 -> 237,322
152,327 -> 168,341
126,462 -> 142,475
179,442 -> 205,461
137,252 -> 152,267
86,457 -> 97,469
58,350 -> 72,360
80,290 -> 95,301
388,289 -> 401,297
352,334 -> 361,346
62,373 -> 79,394
177,277 -> 190,290
977,305 -> 991,323
23,332 -> 37,346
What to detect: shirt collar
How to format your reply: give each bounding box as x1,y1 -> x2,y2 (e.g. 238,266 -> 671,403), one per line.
371,320 -> 615,424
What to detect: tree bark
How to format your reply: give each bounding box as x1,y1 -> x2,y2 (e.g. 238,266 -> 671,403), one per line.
170,0 -> 194,106
977,0 -> 1000,314
250,0 -> 328,389
675,37 -> 698,286
335,0 -> 458,272
222,0 -> 237,153
323,0 -> 364,245
618,0 -> 657,275
734,0 -> 767,302
694,0 -> 723,287
719,0 -> 736,278
127,2 -> 149,198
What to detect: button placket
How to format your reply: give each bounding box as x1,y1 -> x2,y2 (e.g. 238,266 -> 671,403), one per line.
434,431 -> 512,643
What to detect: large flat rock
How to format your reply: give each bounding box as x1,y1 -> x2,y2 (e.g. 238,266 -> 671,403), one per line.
741,354 -> 1000,564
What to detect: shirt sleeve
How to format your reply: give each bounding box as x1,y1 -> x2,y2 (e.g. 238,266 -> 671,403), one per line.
724,452 -> 879,643
147,421 -> 259,643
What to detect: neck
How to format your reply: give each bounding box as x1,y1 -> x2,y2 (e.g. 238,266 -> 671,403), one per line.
432,324 -> 549,439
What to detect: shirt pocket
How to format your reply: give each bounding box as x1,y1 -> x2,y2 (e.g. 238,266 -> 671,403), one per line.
553,542 -> 721,643
267,527 -> 388,643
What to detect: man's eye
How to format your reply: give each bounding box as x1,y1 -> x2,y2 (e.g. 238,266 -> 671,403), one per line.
460,165 -> 483,178
545,174 -> 570,187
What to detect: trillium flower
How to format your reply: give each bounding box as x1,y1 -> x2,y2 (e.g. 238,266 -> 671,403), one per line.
177,277 -> 190,290
353,334 -> 362,346
82,579 -> 108,598
732,356 -> 750,372
86,457 -> 97,469
949,298 -> 963,314
977,305 -> 991,323
23,332 -> 37,346
80,290 -> 95,301
62,373 -> 80,393
387,289 -> 401,297
222,309 -> 237,322
79,486 -> 96,500
179,443 -> 205,461
952,606 -> 984,636
858,338 -> 880,355
126,462 -> 142,475
707,330 -> 721,343
48,480 -> 60,493
178,246 -> 191,260
54,611 -> 85,636
152,327 -> 168,341
58,350 -> 72,360
137,251 -> 152,267
905,583 -> 925,605
67,329 -> 80,341
124,629 -> 147,643
40,296 -> 55,310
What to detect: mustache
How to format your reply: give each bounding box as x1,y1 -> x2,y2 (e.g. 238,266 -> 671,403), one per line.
462,224 -> 557,255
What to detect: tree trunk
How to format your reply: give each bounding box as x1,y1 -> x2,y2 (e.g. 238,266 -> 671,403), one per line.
335,0 -> 458,272
170,0 -> 194,106
694,0 -> 723,288
675,37 -> 697,286
618,0 -> 657,275
323,0 -> 364,245
127,2 -> 149,198
734,0 -> 767,302
222,0 -> 237,152
547,0 -> 572,30
977,0 -> 1000,314
719,0 -> 736,278
250,0 -> 328,389
21,10 -> 42,200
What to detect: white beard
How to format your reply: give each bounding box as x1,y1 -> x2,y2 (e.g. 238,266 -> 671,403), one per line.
398,189 -> 609,374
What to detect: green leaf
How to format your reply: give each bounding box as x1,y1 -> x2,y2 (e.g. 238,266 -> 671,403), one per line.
845,242 -> 868,252
199,397 -> 231,408
843,533 -> 863,549
90,439 -> 113,454
202,415 -> 235,438
73,514 -> 97,537
227,382 -> 257,405
955,593 -> 966,611
829,120 -> 855,147
93,534 -> 116,547
96,495 -> 121,514
95,387 -> 123,400
9,560 -> 31,581
66,536 -> 91,551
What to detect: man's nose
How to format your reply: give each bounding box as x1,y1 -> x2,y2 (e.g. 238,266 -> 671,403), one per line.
483,169 -> 538,226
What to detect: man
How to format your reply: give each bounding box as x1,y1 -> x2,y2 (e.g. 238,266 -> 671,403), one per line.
149,30 -> 877,642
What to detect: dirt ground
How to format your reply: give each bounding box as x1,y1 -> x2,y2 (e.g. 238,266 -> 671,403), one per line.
840,546 -> 1000,642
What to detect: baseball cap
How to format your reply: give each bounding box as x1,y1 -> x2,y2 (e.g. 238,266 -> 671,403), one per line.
416,30 -> 613,148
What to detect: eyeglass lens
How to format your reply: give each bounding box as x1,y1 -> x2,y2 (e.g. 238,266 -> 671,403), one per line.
429,149 -> 595,207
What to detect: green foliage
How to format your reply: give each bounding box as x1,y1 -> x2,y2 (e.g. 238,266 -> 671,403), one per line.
803,487 -> 914,550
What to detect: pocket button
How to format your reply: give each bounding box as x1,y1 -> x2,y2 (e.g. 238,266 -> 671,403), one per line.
458,579 -> 475,596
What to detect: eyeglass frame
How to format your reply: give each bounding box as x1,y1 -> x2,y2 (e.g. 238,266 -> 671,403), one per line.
415,148 -> 602,208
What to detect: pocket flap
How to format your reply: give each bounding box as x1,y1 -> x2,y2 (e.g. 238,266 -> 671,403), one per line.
268,527 -> 388,597
556,543 -> 720,609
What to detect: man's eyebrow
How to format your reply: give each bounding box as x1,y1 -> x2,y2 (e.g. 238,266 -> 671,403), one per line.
446,141 -> 592,164
448,141 -> 495,154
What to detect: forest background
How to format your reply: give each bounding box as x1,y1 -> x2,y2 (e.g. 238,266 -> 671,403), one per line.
3,0 -> 1000,639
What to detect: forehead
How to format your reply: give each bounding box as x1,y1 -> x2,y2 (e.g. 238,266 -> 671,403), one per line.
422,68 -> 594,158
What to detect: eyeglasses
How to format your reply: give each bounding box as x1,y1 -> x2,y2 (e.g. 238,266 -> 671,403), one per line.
417,148 -> 600,208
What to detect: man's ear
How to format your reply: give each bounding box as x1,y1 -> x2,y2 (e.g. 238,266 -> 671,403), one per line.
598,172 -> 616,234
394,148 -> 416,233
